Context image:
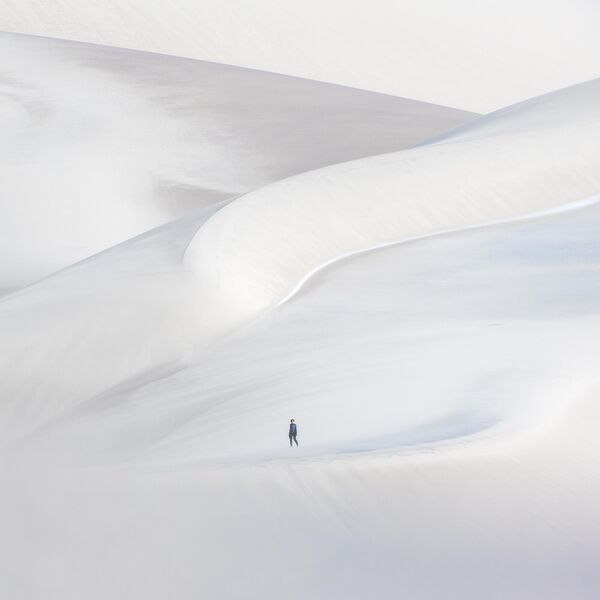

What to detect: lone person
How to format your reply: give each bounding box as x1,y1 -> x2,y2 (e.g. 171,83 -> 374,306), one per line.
289,419 -> 298,447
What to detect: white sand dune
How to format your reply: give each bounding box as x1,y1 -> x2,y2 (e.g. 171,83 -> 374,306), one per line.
184,77 -> 600,343
0,32 -> 472,289
2,0 -> 600,112
1,24 -> 600,600
2,76 -> 599,446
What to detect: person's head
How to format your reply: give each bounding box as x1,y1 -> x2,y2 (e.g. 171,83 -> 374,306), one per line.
290,419 -> 295,423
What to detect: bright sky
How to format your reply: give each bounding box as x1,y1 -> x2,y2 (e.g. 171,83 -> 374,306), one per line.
1,0 -> 600,112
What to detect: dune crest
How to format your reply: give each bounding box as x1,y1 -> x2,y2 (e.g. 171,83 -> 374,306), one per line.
184,78 -> 600,339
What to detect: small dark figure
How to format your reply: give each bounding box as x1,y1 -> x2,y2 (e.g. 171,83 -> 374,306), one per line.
289,419 -> 298,447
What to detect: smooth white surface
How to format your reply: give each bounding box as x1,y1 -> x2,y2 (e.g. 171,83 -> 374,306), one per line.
2,0 -> 600,111
2,24 -> 600,600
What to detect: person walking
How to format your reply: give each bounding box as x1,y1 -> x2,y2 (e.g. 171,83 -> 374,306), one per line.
289,419 -> 298,447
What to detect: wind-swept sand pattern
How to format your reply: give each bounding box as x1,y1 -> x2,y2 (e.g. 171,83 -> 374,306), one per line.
1,11 -> 600,600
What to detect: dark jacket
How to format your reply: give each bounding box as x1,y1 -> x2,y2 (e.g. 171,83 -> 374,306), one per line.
289,423 -> 297,436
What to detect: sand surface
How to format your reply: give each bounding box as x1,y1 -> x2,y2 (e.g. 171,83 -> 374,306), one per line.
1,25 -> 600,600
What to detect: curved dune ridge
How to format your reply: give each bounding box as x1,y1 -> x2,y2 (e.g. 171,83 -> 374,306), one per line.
183,77 -> 600,343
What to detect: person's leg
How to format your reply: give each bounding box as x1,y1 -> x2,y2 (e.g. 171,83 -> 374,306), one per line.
294,434 -> 298,446
289,434 -> 293,447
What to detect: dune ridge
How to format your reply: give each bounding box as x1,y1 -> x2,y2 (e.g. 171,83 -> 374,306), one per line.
183,77 -> 600,341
